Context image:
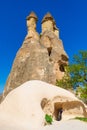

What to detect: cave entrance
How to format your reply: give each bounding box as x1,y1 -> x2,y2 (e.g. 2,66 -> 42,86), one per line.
47,47 -> 52,56
54,102 -> 63,121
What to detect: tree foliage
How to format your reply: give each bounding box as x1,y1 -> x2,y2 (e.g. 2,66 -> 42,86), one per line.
56,50 -> 87,103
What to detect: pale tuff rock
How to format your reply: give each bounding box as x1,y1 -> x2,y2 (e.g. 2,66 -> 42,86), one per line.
3,12 -> 68,98
0,81 -> 87,130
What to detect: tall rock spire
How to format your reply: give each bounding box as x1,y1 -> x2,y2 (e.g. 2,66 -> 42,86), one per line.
41,12 -> 59,38
2,12 -> 68,100
26,11 -> 39,40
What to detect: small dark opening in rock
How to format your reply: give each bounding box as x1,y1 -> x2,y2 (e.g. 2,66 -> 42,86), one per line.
61,54 -> 68,61
59,64 -> 65,72
57,108 -> 63,121
47,47 -> 52,56
54,103 -> 63,121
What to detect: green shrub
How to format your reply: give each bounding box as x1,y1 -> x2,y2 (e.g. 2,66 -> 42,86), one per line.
75,117 -> 87,122
45,114 -> 53,124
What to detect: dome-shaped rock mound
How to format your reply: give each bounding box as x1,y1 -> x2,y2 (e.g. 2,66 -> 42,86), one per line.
0,80 -> 87,130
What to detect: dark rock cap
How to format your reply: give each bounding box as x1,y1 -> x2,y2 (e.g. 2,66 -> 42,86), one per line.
41,12 -> 55,24
26,11 -> 38,21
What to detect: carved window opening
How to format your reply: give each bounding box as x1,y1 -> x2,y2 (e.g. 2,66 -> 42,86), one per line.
59,64 -> 65,72
47,47 -> 52,56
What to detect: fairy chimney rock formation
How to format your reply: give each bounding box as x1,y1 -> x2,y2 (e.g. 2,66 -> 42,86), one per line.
3,12 -> 68,98
26,11 -> 39,40
41,12 -> 59,38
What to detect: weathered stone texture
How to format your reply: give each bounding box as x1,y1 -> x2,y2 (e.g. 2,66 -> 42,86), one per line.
3,12 -> 68,98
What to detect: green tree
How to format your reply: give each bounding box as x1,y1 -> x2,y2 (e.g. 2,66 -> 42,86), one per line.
56,50 -> 87,104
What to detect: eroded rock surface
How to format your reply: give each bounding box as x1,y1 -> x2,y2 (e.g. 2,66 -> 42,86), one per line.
0,80 -> 87,130
3,12 -> 68,98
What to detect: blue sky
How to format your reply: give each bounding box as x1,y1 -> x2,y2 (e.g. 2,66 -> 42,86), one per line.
0,0 -> 87,93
